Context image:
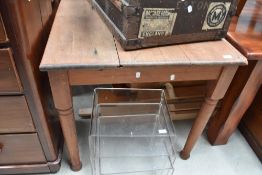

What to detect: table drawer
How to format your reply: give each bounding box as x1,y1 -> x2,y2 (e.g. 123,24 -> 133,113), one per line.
0,96 -> 35,133
0,48 -> 22,94
0,133 -> 46,165
0,12 -> 8,43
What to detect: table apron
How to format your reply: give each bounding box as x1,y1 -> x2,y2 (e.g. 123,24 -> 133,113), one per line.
68,66 -> 223,85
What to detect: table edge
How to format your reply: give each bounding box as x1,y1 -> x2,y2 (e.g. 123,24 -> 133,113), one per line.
40,61 -> 248,72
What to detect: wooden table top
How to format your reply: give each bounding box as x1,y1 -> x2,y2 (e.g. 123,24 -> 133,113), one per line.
227,0 -> 262,60
40,0 -> 247,71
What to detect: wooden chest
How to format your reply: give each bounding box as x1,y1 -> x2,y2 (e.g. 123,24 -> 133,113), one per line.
92,0 -> 238,50
0,0 -> 62,174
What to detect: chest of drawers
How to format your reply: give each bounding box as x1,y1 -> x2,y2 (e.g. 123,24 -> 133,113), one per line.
0,13 -> 7,43
0,0 -> 62,174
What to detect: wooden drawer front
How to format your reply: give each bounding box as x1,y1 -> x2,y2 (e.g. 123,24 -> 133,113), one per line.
0,48 -> 22,94
0,134 -> 46,165
0,96 -> 35,133
0,12 -> 8,43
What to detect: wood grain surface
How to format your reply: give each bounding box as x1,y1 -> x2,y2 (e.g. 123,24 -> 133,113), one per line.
0,96 -> 35,133
40,0 -> 247,71
0,12 -> 7,43
40,0 -> 119,70
239,87 -> 262,162
69,66 -> 222,85
227,0 -> 262,60
0,134 -> 46,164
117,39 -> 247,66
0,48 -> 22,94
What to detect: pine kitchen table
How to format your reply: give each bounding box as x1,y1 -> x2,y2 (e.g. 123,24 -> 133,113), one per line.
40,0 -> 247,171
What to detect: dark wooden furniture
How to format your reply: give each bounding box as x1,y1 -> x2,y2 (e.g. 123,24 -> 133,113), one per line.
40,0 -> 247,171
236,0 -> 247,16
239,87 -> 262,162
207,0 -> 262,146
93,0 -> 239,50
0,0 -> 62,174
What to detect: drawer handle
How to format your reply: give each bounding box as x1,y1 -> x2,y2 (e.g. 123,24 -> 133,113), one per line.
0,143 -> 3,152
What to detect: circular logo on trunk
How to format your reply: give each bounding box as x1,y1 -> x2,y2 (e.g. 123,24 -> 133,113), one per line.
207,4 -> 227,27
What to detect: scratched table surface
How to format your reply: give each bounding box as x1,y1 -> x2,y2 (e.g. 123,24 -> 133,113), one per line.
40,0 -> 247,71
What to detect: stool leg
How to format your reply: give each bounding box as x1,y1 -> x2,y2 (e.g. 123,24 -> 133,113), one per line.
180,66 -> 238,159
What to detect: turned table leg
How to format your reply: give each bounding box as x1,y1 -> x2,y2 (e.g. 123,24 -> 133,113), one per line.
180,66 -> 238,159
207,61 -> 256,145
212,61 -> 262,144
48,71 -> 82,171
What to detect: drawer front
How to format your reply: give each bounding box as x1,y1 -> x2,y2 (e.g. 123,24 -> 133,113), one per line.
0,48 -> 22,94
0,134 -> 46,165
0,12 -> 8,43
0,96 -> 35,133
